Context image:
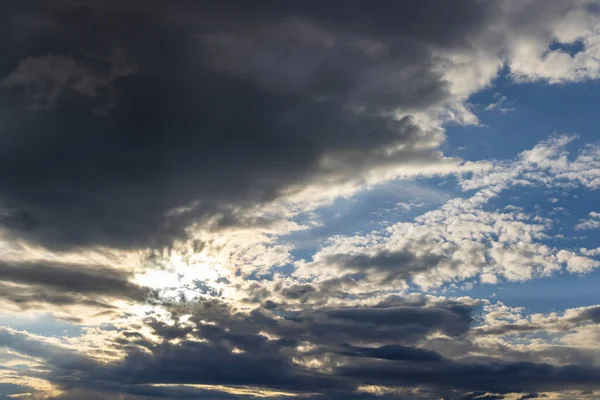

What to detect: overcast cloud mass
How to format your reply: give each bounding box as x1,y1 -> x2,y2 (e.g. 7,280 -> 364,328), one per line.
2,1 -> 600,399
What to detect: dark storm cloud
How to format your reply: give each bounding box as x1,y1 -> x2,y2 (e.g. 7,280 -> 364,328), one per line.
0,260 -> 154,307
0,47 -> 137,112
0,66 -> 440,251
0,0 -> 496,251
0,328 -> 296,399
151,296 -> 476,354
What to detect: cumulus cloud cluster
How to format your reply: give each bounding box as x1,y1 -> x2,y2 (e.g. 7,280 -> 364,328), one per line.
294,135 -> 600,295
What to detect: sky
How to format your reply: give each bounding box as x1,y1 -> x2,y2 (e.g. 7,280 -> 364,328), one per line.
2,1 -> 600,399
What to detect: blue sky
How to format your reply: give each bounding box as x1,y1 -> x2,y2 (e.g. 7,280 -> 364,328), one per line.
279,74 -> 600,313
444,74 -> 600,312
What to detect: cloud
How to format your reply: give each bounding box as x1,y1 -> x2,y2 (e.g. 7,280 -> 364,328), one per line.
297,202 -> 561,291
294,134 -> 600,292
337,358 -> 600,395
506,3 -> 600,84
484,93 -> 515,114
0,47 -> 137,112
337,343 -> 444,362
2,2 -> 600,400
0,295 -> 478,395
4,298 -> 471,392
1,0 -> 599,255
518,394 -> 548,400
0,132 -> 589,397
5,296 -> 600,399
0,260 -> 155,318
0,1 -> 479,253
461,134 -> 600,192
575,212 -> 600,230
322,250 -> 446,282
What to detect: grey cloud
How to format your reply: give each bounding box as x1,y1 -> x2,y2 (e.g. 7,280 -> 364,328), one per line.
6,297 -> 600,399
146,318 -> 193,340
242,296 -> 478,347
571,306 -> 600,324
518,394 -> 548,400
37,298 -> 471,395
0,282 -> 117,311
323,305 -> 472,338
0,0 -> 589,254
0,48 -> 136,112
281,284 -> 317,300
273,275 -> 366,305
0,0 -> 493,251
1,1 -> 600,400
0,327 -> 98,372
324,250 -> 446,282
49,385 -> 308,400
474,324 -> 544,336
337,358 -> 600,395
0,63 -> 441,252
169,296 -> 476,352
459,394 -> 505,400
338,343 -> 443,362
475,306 -> 600,337
103,343 -> 342,392
0,260 -> 154,307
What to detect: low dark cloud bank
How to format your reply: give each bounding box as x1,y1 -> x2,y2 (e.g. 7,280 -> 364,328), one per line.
1,297 -> 597,399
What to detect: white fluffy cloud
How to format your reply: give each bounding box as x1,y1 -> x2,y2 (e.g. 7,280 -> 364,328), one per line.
576,211 -> 600,230
294,134 -> 600,292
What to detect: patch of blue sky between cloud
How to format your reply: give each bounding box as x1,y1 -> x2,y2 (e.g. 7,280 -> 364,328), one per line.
286,132 -> 600,314
415,67 -> 600,313
444,136 -> 600,290
445,66 -> 600,162
0,382 -> 31,400
548,39 -> 586,57
0,314 -> 83,338
281,179 -> 455,261
446,183 -> 600,313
